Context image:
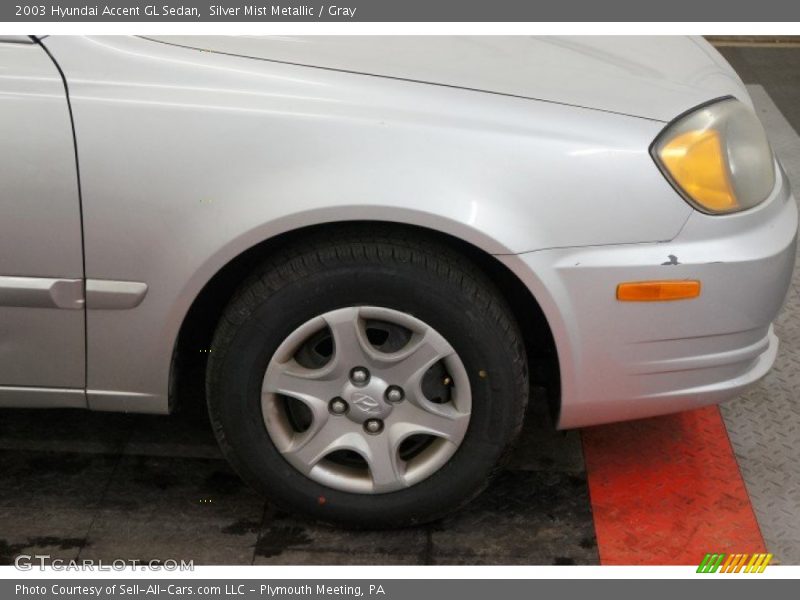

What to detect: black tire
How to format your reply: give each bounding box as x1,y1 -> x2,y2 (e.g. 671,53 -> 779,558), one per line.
206,227 -> 528,528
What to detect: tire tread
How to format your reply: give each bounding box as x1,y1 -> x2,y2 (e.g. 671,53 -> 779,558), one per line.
207,226 -> 528,527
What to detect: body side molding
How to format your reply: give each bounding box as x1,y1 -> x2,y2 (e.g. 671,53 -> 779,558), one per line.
0,276 -> 83,309
86,279 -> 148,309
0,276 -> 148,309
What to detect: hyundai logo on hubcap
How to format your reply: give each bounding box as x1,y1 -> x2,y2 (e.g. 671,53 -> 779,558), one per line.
352,392 -> 381,414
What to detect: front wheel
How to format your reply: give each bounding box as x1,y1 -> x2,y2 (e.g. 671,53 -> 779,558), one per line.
206,230 -> 528,527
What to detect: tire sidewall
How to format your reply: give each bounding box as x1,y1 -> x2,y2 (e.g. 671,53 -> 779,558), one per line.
209,257 -> 525,526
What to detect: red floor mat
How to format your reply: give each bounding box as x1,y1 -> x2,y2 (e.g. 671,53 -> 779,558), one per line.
581,405 -> 765,565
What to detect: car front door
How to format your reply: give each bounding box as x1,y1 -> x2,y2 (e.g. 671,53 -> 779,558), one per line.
0,37 -> 85,407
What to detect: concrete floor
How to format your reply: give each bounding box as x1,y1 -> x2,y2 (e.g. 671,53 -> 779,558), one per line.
0,399 -> 595,565
1,44 -> 798,566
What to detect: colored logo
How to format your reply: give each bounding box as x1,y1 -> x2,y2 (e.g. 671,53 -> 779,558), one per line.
697,553 -> 773,573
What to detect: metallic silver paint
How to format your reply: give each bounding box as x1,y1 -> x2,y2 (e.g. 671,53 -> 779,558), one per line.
0,276 -> 83,309
500,162 -> 797,428
145,35 -> 750,122
0,36 -> 34,44
0,386 -> 85,409
1,36 -> 795,429
85,280 -> 148,309
0,40 -> 85,390
40,35 -> 699,416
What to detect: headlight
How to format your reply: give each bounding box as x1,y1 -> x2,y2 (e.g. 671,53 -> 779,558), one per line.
651,98 -> 775,215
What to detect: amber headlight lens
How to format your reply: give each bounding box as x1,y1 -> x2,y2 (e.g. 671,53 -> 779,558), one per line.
652,98 -> 775,214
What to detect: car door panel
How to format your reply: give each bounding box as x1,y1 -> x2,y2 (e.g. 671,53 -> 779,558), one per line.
0,39 -> 86,396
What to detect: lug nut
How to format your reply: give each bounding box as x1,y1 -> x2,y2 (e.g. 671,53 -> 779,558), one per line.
385,385 -> 404,403
350,367 -> 370,385
364,419 -> 384,434
329,398 -> 349,415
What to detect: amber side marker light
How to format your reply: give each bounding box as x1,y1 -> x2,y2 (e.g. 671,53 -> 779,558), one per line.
616,280 -> 701,302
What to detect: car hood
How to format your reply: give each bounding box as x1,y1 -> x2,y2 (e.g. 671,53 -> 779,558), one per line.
144,35 -> 748,122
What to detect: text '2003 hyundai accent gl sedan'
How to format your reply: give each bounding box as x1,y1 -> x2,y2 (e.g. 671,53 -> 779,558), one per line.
1,35 -> 796,527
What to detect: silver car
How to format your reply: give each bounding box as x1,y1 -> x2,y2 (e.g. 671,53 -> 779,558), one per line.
1,35 -> 796,527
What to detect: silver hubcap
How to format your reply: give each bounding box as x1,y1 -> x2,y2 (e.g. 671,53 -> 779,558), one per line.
261,306 -> 472,494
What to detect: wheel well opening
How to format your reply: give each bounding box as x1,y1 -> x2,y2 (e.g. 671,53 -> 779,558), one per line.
171,222 -> 560,421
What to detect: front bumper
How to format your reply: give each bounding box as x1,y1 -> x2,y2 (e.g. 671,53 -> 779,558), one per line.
502,162 -> 797,429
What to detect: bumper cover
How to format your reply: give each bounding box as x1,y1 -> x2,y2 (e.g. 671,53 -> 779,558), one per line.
503,162 -> 798,429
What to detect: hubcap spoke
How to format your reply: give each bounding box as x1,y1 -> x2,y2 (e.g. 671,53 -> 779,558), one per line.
380,331 -> 455,387
392,397 -> 470,443
323,307 -> 375,370
284,422 -> 359,472
261,306 -> 472,495
263,361 -> 338,408
364,432 -> 407,492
